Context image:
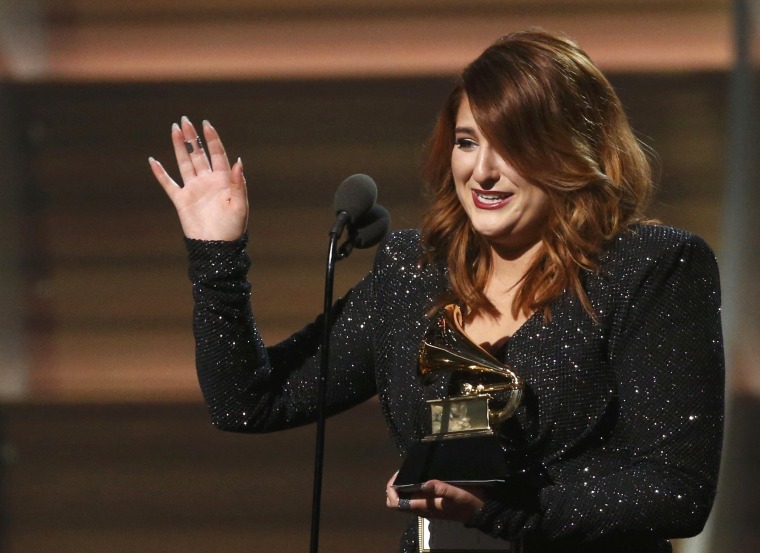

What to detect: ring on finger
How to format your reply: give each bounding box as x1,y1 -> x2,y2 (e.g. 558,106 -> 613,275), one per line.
196,136 -> 204,150
398,498 -> 412,511
184,140 -> 194,154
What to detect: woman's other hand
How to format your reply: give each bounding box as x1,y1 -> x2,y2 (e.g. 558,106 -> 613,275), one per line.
150,117 -> 248,241
385,472 -> 486,522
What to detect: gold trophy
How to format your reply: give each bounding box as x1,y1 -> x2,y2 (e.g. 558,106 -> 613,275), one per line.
393,304 -> 525,491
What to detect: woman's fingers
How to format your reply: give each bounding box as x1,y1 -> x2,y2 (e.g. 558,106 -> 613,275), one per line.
418,480 -> 485,521
154,117 -> 243,199
149,157 -> 180,200
151,117 -> 250,240
180,116 -> 212,175
203,120 -> 232,174
231,157 -> 247,191
171,122 -> 197,182
385,471 -> 400,508
170,116 -> 212,183
385,472 -> 429,515
384,477 -> 485,521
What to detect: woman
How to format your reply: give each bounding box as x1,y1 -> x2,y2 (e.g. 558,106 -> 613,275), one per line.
150,30 -> 723,553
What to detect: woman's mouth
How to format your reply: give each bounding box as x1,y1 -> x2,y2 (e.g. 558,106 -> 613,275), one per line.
471,189 -> 513,209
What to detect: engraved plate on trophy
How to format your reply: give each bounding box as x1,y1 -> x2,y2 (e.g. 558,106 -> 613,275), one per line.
425,396 -> 492,438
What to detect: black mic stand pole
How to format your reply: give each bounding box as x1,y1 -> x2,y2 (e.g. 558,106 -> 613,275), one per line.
310,212 -> 351,553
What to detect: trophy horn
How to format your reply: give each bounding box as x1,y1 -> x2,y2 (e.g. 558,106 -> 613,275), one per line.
418,304 -> 524,426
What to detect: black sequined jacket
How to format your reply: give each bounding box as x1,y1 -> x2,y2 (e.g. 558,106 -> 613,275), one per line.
186,224 -> 724,553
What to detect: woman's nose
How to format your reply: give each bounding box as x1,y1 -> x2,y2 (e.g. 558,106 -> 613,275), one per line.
473,147 -> 500,189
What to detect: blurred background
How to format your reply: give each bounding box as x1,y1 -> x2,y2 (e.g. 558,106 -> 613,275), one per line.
0,0 -> 756,552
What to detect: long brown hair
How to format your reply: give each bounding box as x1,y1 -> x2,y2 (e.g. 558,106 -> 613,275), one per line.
421,29 -> 653,320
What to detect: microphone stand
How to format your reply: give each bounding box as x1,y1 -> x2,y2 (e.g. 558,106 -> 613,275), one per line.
310,212 -> 350,553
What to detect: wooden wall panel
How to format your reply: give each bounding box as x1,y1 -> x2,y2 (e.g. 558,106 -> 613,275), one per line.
1,399 -> 403,553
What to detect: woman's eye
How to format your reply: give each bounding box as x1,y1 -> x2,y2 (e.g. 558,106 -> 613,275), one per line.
455,138 -> 477,151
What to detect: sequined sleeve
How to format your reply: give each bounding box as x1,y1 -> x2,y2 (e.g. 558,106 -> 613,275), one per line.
186,234 -> 378,432
467,230 -> 725,546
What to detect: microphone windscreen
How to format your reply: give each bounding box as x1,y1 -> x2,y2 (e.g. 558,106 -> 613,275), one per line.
333,174 -> 377,223
351,204 -> 390,249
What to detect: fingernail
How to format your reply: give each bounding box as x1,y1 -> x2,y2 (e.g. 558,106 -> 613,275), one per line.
181,115 -> 190,125
148,156 -> 155,164
172,123 -> 180,132
202,119 -> 211,127
420,482 -> 432,491
237,156 -> 243,169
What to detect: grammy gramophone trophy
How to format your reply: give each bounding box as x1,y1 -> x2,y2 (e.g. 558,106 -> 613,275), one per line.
393,304 -> 525,492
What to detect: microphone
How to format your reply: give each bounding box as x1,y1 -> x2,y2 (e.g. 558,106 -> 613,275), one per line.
312,173 -> 389,553
330,174 -> 377,237
338,204 -> 391,259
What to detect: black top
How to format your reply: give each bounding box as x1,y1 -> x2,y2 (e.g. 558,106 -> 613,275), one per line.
186,224 -> 724,553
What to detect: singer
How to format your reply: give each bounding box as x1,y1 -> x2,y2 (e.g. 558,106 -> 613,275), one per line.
149,30 -> 723,553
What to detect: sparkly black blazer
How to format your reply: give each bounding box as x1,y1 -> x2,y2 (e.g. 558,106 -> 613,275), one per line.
187,224 -> 724,553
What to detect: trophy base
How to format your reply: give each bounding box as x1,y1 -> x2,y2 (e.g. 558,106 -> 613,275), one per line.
392,433 -> 511,493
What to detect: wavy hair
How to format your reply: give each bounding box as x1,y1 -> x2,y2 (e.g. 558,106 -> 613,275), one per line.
421,29 -> 654,319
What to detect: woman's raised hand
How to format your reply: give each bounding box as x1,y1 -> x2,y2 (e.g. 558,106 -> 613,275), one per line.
149,117 -> 248,241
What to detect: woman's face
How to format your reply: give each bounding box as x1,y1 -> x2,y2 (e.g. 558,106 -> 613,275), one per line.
452,96 -> 551,252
